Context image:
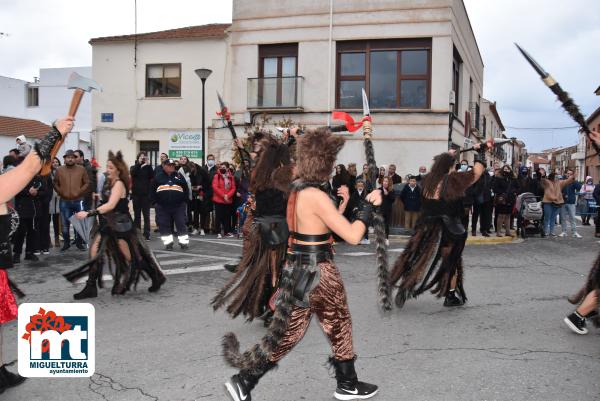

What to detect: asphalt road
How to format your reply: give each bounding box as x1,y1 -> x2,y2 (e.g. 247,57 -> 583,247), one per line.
2,226 -> 599,401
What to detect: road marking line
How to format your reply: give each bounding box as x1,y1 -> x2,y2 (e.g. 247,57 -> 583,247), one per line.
153,250 -> 238,260
161,257 -> 237,266
73,263 -> 232,283
340,248 -> 404,256
189,238 -> 244,247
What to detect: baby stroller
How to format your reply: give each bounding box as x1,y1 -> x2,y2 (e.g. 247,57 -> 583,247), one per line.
516,192 -> 543,238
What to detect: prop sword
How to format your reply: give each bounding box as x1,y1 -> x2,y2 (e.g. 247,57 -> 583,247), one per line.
515,43 -> 600,158
337,89 -> 391,311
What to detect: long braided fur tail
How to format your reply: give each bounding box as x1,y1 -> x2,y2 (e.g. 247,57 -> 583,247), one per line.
363,137 -> 391,311
221,264 -> 295,375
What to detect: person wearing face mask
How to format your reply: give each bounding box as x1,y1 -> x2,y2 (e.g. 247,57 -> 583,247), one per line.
580,176 -> 595,225
540,171 -> 574,237
201,154 -> 218,234
212,162 -> 237,238
492,166 -> 518,237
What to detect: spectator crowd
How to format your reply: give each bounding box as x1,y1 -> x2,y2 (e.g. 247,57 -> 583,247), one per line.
1,134 -> 599,265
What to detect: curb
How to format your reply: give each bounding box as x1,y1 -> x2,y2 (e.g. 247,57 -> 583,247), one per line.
384,233 -> 518,246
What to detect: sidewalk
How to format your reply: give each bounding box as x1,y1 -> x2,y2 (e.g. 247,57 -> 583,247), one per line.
386,231 -> 517,245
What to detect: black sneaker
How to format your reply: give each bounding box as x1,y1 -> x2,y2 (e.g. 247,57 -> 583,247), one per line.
334,381 -> 379,400
179,243 -> 189,250
60,243 -> 71,252
224,263 -> 238,273
165,243 -> 174,251
24,253 -> 39,262
564,312 -> 588,335
76,243 -> 87,251
144,234 -> 151,242
443,291 -> 464,307
225,374 -> 251,401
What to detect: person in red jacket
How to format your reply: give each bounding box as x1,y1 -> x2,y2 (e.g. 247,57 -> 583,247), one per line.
213,162 -> 237,238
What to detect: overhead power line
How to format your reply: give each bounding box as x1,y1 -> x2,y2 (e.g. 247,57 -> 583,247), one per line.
505,125 -> 579,130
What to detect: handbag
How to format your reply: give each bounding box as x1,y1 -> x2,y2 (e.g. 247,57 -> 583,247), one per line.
108,212 -> 133,233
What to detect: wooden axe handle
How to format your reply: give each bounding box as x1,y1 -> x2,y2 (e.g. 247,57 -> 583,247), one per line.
68,88 -> 85,117
40,88 -> 85,176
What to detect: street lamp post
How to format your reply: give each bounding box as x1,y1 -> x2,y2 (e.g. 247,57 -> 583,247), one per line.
195,68 -> 212,166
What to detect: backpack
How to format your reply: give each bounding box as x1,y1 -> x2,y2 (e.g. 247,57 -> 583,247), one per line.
522,201 -> 543,221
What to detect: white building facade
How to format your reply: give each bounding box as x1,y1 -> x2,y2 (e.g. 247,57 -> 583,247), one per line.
91,25 -> 229,167
0,67 -> 93,158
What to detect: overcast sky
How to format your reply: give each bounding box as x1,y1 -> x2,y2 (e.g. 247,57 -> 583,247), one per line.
1,0 -> 598,151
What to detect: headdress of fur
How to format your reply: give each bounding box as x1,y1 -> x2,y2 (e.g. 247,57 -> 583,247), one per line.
422,152 -> 456,199
250,135 -> 291,193
296,127 -> 344,182
107,150 -> 130,188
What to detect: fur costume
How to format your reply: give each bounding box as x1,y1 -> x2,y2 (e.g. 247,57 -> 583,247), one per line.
212,163 -> 293,320
390,161 -> 476,307
64,151 -> 164,294
221,128 -> 352,373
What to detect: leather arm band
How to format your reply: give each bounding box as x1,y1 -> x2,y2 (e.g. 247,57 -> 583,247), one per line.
33,126 -> 62,162
353,199 -> 374,228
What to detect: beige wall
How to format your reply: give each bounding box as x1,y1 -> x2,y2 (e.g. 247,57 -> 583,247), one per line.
92,38 -> 228,165
228,0 -> 483,175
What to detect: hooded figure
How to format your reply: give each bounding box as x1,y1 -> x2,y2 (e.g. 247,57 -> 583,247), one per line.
15,135 -> 32,157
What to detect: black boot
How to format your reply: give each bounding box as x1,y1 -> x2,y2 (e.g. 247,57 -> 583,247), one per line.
140,260 -> 166,292
74,279 -> 98,300
225,362 -> 276,401
12,254 -> 20,265
0,364 -> 26,392
331,357 -> 378,400
443,290 -> 464,307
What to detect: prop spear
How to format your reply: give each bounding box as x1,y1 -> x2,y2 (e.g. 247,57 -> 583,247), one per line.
515,43 -> 600,158
216,92 -> 252,176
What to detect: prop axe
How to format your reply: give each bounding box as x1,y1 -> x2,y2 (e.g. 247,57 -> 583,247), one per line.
216,92 -> 252,176
40,72 -> 101,176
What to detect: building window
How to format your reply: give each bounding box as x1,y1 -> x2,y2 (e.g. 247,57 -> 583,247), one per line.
146,64 -> 181,97
452,48 -> 462,116
26,86 -> 39,107
257,43 -> 298,107
336,39 -> 431,110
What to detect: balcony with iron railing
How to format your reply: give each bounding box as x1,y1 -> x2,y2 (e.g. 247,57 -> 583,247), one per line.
247,76 -> 304,111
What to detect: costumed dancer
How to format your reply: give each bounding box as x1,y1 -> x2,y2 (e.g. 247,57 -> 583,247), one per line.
0,117 -> 74,390
222,128 -> 381,401
390,146 -> 488,308
64,151 -> 166,299
564,130 -> 600,334
212,135 -> 294,324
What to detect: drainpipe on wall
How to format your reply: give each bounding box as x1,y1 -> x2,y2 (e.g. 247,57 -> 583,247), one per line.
326,0 -> 333,126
